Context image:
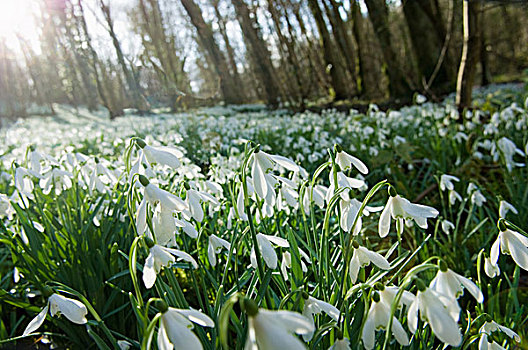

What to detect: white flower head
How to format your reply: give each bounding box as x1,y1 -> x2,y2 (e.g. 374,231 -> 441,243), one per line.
158,306 -> 214,350
244,301 -> 314,350
484,257 -> 500,278
335,149 -> 369,175
301,295 -> 339,341
439,174 -> 460,192
23,293 -> 88,336
143,243 -> 198,289
250,233 -> 289,270
479,320 -> 520,349
379,192 -> 439,238
499,200 -> 518,219
429,264 -> 484,303
135,138 -> 182,169
490,226 -> 528,272
349,244 -> 391,284
407,286 -> 462,347
208,234 -> 231,267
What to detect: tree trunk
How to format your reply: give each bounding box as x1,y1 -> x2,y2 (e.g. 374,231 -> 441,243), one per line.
456,0 -> 481,111
307,0 -> 350,100
364,0 -> 412,99
180,0 -> 242,104
231,0 -> 280,107
403,0 -> 452,92
99,0 -> 150,113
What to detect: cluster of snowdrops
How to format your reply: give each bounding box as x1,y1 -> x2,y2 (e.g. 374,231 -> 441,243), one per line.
0,86 -> 527,349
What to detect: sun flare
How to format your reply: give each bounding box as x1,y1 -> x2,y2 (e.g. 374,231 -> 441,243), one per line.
0,0 -> 40,46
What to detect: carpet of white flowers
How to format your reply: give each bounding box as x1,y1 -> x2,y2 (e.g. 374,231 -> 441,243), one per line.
0,84 -> 527,349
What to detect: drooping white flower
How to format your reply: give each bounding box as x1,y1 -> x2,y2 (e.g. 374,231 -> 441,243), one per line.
251,150 -> 299,200
250,234 -> 289,270
245,308 -> 314,349
449,190 -> 462,205
39,168 -> 73,195
379,194 -> 439,238
340,198 -> 383,235
329,338 -> 351,350
478,320 -> 520,350
430,266 -> 484,303
484,257 -> 500,278
499,200 -> 518,218
143,244 -> 198,289
280,249 -> 311,280
158,307 -> 214,350
135,138 -> 182,169
326,172 -> 366,204
349,244 -> 391,284
335,150 -> 368,174
441,220 -> 455,235
208,234 -> 231,267
23,293 -> 88,336
407,286 -> 462,347
302,296 -> 340,341
490,227 -> 528,271
493,137 -> 525,172
184,188 -> 219,223
439,174 -> 460,192
362,288 -> 412,350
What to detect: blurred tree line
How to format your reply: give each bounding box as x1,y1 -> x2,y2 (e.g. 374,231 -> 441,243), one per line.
0,0 -> 527,119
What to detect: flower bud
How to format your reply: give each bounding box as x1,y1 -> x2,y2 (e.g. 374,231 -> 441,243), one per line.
352,240 -> 360,249
302,292 -> 309,300
374,282 -> 385,291
372,291 -> 380,303
415,278 -> 427,292
334,144 -> 343,154
138,175 -> 150,187
135,138 -> 146,149
154,299 -> 169,313
42,286 -> 53,298
438,260 -> 448,272
242,298 -> 259,317
388,186 -> 398,197
144,236 -> 155,249
497,219 -> 507,232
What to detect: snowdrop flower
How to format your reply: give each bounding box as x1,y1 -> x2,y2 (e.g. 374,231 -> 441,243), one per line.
490,224 -> 528,271
251,149 -> 299,201
484,257 -> 500,278
250,233 -> 289,270
340,197 -> 383,235
135,138 -> 182,169
14,167 -> 35,205
184,187 -> 219,223
302,184 -> 327,215
156,301 -> 214,350
449,190 -> 463,205
415,94 -> 427,104
362,287 -> 412,350
24,293 -> 88,336
280,249 -> 311,280
499,200 -> 518,218
441,220 -> 455,235
429,262 -> 484,303
143,242 -> 198,289
479,320 -> 520,350
439,174 -> 459,192
39,168 -> 73,195
349,242 -> 391,284
301,295 -> 339,341
243,299 -> 314,350
471,190 -> 487,207
329,338 -> 350,350
407,283 -> 462,347
379,190 -> 439,238
335,147 -> 369,174
0,193 -> 15,220
494,137 -> 525,172
208,234 -> 231,267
